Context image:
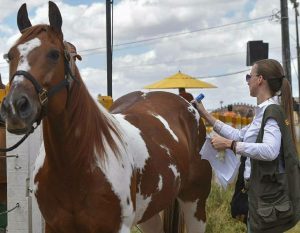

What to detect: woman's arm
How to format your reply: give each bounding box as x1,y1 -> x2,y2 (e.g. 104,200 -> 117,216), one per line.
194,101 -> 249,141
194,101 -> 216,125
235,118 -> 281,161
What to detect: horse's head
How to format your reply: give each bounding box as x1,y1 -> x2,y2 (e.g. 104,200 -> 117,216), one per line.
1,2 -> 73,135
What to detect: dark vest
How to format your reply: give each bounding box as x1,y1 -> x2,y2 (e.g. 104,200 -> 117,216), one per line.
248,104 -> 300,233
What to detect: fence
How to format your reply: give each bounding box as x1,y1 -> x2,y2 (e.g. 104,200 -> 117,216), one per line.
204,113 -> 253,133
6,127 -> 44,233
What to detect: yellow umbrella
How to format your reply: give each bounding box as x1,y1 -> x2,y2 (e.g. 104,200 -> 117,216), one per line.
144,71 -> 217,89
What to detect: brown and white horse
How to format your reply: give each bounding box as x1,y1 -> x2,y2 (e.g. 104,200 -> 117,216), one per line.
0,2 -> 211,233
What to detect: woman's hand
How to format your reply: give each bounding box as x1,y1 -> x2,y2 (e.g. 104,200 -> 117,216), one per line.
194,101 -> 208,116
211,134 -> 232,150
193,101 -> 216,126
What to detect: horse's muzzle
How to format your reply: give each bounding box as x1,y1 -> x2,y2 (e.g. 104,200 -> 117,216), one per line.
0,93 -> 35,135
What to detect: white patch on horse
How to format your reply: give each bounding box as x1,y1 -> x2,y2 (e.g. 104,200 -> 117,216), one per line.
188,105 -> 200,124
113,114 -> 153,224
94,136 -> 135,231
160,144 -> 171,156
17,38 -> 41,72
8,98 -> 16,116
177,198 -> 206,233
135,191 -> 152,223
9,75 -> 26,115
168,164 -> 180,178
141,92 -> 147,98
33,142 -> 46,193
93,105 -> 151,229
157,175 -> 163,192
113,114 -> 150,170
12,75 -> 24,85
151,113 -> 179,142
118,225 -> 131,233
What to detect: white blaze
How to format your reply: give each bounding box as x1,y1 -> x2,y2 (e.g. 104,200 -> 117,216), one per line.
9,38 -> 42,113
17,37 -> 41,72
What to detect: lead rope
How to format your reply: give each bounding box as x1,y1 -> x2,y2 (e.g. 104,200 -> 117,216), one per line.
0,123 -> 39,153
0,203 -> 20,216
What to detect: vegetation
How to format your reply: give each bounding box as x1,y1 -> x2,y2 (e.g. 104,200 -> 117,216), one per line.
131,181 -> 300,233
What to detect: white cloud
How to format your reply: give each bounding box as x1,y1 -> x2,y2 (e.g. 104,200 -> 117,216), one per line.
0,0 -> 299,109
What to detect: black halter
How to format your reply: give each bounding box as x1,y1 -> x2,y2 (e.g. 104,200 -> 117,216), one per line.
0,47 -> 78,153
10,47 -> 78,124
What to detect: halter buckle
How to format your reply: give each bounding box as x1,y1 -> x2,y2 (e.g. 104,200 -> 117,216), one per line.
39,89 -> 48,106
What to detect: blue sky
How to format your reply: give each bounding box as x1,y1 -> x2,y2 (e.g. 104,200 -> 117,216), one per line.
0,0 -> 299,110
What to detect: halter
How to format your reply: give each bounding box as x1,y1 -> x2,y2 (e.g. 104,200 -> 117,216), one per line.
0,45 -> 78,152
10,45 -> 78,125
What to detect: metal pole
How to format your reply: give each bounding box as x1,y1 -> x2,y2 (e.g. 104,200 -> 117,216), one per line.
106,0 -> 112,97
291,0 -> 300,98
281,0 -> 293,88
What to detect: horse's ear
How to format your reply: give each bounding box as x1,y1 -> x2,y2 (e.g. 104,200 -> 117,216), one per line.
17,3 -> 32,33
48,1 -> 62,35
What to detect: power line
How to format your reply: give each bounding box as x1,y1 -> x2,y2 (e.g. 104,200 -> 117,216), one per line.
79,20 -> 271,56
68,14 -> 274,55
112,14 -> 273,47
0,13 -> 275,68
196,69 -> 250,79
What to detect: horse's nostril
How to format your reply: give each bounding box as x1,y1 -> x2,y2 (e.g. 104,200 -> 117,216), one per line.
16,96 -> 31,118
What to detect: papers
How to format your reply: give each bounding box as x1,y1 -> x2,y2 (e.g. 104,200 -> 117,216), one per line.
200,137 -> 240,189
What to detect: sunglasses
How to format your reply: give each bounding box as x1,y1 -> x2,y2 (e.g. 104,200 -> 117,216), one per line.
246,74 -> 260,82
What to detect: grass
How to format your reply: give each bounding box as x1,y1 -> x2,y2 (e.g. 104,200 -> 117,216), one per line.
205,182 -> 246,233
131,182 -> 300,233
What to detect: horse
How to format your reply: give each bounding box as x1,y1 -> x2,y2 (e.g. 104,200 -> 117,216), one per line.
0,2 -> 211,233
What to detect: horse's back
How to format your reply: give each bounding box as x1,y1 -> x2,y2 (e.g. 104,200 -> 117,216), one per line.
110,91 -> 190,115
110,91 -> 200,160
110,91 -> 146,114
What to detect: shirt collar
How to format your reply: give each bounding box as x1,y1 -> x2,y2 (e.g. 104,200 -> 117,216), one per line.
258,96 -> 279,108
255,96 -> 279,115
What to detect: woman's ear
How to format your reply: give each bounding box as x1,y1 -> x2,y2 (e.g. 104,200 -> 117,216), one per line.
258,75 -> 264,85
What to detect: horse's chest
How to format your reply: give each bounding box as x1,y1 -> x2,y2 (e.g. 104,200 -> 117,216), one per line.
35,171 -> 123,232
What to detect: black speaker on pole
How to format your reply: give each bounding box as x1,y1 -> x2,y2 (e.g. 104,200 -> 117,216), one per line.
246,40 -> 269,66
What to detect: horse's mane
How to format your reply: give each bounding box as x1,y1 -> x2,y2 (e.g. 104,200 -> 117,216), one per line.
17,24 -> 123,163
66,65 -> 123,162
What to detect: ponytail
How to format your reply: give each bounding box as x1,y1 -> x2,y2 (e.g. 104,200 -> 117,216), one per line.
281,78 -> 296,146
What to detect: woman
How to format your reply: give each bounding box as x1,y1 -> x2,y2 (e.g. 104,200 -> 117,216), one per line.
195,59 -> 300,233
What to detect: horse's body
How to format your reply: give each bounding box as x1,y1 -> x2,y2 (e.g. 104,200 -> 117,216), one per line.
1,2 -> 211,233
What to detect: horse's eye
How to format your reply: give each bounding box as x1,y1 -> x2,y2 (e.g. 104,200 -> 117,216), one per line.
47,50 -> 60,61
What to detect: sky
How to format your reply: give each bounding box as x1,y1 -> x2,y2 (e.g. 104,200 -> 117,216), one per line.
0,0 -> 299,110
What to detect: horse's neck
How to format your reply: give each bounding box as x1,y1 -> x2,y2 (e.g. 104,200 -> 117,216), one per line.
42,82 -> 118,171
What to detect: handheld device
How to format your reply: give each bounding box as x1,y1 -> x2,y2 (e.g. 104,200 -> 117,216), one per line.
195,93 -> 205,103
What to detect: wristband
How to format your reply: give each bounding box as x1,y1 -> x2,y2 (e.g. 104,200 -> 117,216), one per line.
230,140 -> 237,154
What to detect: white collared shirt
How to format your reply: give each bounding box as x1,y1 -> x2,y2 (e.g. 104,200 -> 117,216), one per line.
213,96 -> 281,179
